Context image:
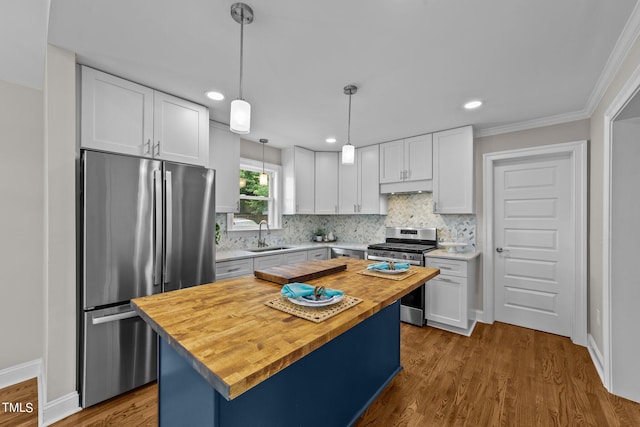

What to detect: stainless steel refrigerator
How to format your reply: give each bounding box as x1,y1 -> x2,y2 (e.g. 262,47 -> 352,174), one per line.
80,150 -> 215,407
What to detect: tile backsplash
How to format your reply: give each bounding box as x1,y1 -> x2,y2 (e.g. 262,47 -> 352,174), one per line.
216,192 -> 475,251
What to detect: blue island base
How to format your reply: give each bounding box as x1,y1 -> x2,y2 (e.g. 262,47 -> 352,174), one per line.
158,301 -> 402,427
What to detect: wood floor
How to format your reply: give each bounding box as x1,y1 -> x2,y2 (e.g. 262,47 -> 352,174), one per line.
0,378 -> 38,426
51,322 -> 640,426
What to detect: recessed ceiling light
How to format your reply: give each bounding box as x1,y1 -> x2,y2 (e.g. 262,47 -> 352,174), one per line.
205,91 -> 225,101
325,137 -> 337,143
464,100 -> 483,110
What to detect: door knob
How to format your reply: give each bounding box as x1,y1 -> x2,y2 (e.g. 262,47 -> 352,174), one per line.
496,247 -> 503,253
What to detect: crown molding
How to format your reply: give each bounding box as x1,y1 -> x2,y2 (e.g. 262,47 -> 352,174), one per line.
475,109 -> 589,138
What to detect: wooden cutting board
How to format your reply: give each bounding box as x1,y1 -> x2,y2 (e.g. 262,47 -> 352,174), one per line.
254,259 -> 347,285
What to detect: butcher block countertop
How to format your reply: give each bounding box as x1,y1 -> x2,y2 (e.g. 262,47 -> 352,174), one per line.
131,258 -> 439,401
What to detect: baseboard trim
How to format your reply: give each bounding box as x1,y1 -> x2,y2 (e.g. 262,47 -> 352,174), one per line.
0,359 -> 42,389
588,334 -> 606,388
0,359 -> 44,426
43,392 -> 81,426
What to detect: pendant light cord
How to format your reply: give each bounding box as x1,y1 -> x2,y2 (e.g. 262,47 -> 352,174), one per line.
347,92 -> 352,146
262,139 -> 265,173
239,9 -> 244,100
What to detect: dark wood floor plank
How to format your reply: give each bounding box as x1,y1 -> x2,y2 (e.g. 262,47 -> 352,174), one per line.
50,321 -> 640,426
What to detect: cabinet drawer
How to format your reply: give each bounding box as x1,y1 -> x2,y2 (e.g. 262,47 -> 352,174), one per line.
307,248 -> 328,260
425,257 -> 467,277
284,251 -> 308,264
425,275 -> 468,329
216,258 -> 254,280
253,254 -> 284,270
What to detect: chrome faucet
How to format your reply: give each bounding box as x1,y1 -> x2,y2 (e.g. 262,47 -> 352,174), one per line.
258,220 -> 270,247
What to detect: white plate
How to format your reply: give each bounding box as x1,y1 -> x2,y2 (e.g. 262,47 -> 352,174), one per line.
288,295 -> 343,307
373,268 -> 410,275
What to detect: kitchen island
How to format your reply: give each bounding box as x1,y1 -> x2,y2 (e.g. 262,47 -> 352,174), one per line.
131,258 -> 439,426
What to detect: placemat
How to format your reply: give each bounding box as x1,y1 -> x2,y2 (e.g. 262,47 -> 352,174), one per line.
357,268 -> 417,281
265,295 -> 362,323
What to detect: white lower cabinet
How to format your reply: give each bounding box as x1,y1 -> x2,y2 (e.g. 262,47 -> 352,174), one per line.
425,255 -> 478,334
284,251 -> 308,264
307,248 -> 328,260
253,254 -> 284,270
216,258 -> 254,281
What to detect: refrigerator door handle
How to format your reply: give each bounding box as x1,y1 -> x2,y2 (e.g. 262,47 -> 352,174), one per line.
91,310 -> 139,325
164,170 -> 173,286
153,170 -> 163,287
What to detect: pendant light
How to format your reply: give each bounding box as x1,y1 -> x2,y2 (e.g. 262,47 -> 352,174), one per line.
230,3 -> 253,134
259,138 -> 269,185
341,85 -> 357,165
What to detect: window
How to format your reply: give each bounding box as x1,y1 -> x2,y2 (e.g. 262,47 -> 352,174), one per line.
227,158 -> 281,231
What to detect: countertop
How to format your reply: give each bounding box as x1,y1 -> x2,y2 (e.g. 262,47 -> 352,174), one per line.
131,258 -> 439,400
216,242 -> 369,262
426,249 -> 481,260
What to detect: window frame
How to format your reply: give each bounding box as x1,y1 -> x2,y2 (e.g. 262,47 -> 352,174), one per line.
226,158 -> 282,231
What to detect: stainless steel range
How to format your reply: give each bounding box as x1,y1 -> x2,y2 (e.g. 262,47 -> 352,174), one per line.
367,227 -> 438,326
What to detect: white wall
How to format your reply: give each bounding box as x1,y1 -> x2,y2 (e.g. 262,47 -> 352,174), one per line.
589,29 -> 640,355
44,44 -> 77,402
0,80 -> 45,369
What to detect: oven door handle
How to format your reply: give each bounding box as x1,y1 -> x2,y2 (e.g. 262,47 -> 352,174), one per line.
366,255 -> 422,266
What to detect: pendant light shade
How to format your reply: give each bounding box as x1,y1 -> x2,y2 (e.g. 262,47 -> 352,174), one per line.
230,99 -> 251,134
341,84 -> 358,165
342,144 -> 355,165
230,3 -> 253,135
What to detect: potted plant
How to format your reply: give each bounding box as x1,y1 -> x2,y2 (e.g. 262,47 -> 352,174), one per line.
313,228 -> 325,242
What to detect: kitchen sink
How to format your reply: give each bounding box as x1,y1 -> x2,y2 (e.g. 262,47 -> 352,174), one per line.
247,246 -> 294,253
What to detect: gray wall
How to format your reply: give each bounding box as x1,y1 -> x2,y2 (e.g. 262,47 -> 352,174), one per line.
0,79 -> 45,369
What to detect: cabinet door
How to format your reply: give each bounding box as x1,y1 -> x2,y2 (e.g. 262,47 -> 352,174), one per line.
379,140 -> 404,183
153,91 -> 209,166
314,152 -> 339,214
404,134 -> 432,182
425,275 -> 468,329
433,126 -> 474,214
284,251 -> 308,265
294,147 -> 315,214
358,145 -> 383,214
81,66 -> 153,156
209,122 -> 240,212
338,152 -> 358,214
254,254 -> 284,270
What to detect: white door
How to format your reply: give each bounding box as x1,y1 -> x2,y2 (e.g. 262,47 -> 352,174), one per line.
493,154 -> 573,336
404,134 -> 432,182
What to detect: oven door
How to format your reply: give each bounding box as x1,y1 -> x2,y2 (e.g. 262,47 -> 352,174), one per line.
400,285 -> 425,326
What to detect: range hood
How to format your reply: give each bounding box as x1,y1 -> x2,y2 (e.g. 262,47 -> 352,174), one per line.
380,179 -> 432,194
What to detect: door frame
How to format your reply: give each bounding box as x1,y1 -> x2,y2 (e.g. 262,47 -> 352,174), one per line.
602,61 -> 640,391
482,141 -> 587,346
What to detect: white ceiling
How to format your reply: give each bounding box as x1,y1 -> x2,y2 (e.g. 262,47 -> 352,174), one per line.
46,0 -> 639,150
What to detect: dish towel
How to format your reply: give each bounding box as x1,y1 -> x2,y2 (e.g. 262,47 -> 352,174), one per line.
281,283 -> 344,298
367,262 -> 410,271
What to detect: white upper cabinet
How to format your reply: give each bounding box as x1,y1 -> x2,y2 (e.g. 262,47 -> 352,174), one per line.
379,134 -> 433,193
282,146 -> 315,214
81,66 -> 209,166
358,145 -> 386,214
379,140 -> 405,184
153,91 -> 209,165
339,145 -> 387,214
432,125 -> 474,214
405,134 -> 433,181
81,66 -> 154,157
315,152 -> 339,214
209,121 -> 240,213
338,153 -> 358,214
